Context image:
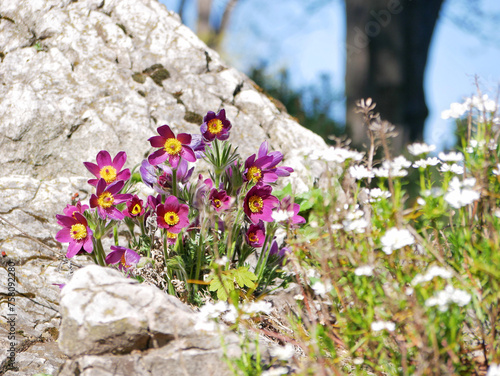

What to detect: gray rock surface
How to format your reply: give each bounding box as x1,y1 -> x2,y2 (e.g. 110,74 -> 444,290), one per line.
0,0 -> 328,374
57,265 -> 242,376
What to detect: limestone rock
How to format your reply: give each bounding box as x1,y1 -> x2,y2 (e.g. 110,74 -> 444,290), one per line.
58,265 -> 242,376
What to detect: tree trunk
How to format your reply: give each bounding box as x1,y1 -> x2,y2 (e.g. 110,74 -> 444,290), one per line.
345,0 -> 444,151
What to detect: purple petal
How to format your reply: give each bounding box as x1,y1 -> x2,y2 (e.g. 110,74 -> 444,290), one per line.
148,149 -> 168,166
113,151 -> 127,170
149,136 -> 166,148
66,241 -> 82,258
258,141 -> 269,158
157,125 -> 175,139
276,166 -> 293,177
125,249 -> 141,265
116,169 -> 131,181
89,194 -> 98,209
56,214 -> 76,227
82,235 -> 94,253
108,207 -> 125,221
106,180 -> 125,195
96,178 -> 107,195
88,178 -> 99,186
169,154 -> 180,168
114,193 -> 133,204
177,133 -> 192,145
55,228 -> 72,242
96,150 -> 112,168
180,146 -> 196,162
106,248 -> 125,264
203,111 -> 216,123
83,161 -> 100,177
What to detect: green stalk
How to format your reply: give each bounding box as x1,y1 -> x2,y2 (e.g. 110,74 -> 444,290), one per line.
172,168 -> 178,197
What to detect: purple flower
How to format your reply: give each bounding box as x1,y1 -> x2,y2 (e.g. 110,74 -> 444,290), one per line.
200,109 -> 232,142
243,141 -> 294,185
89,179 -> 132,220
273,196 -> 306,225
166,231 -> 178,245
55,212 -> 93,258
189,134 -> 207,158
84,150 -> 131,187
245,221 -> 266,247
61,201 -> 89,220
105,246 -> 141,271
147,194 -> 162,210
209,188 -> 232,212
148,125 -> 196,168
141,159 -> 195,195
243,185 -> 279,223
268,240 -> 291,260
156,196 -> 190,233
123,195 -> 145,218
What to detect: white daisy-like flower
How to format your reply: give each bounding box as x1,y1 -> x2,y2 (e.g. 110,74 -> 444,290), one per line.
425,285 -> 471,312
262,367 -> 290,376
444,177 -> 480,209
354,265 -> 374,276
411,266 -> 453,285
412,157 -> 440,169
438,151 -> 464,162
311,280 -> 332,296
269,344 -> 295,360
349,165 -> 374,180
243,300 -> 273,315
371,320 -> 396,332
380,228 -> 415,255
493,164 -> 500,175
439,163 -> 464,174
441,102 -> 468,119
309,147 -> 363,163
407,143 -> 436,156
368,188 -> 391,200
343,218 -> 369,233
374,156 -> 411,178
272,209 -> 294,222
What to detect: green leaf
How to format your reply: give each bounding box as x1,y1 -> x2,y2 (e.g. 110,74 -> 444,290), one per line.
233,267 -> 257,289
209,273 -> 234,301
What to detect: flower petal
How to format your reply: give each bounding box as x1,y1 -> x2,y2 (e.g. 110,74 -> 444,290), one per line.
96,150 -> 112,168
148,149 -> 168,166
83,162 -> 100,177
149,135 -> 166,148
177,133 -> 192,145
55,228 -> 72,242
66,241 -> 82,258
180,146 -> 196,163
113,151 -> 127,170
157,125 -> 175,139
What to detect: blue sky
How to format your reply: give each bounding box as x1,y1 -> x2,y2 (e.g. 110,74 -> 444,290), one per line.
161,0 -> 500,151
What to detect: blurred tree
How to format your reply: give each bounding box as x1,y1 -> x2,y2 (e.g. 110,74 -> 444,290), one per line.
345,0 -> 444,151
249,66 -> 342,143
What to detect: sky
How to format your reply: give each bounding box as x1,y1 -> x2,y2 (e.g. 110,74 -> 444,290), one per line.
161,0 -> 500,151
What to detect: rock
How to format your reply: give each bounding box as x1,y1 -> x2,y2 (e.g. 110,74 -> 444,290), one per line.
0,0 -> 327,190
58,265 -> 242,376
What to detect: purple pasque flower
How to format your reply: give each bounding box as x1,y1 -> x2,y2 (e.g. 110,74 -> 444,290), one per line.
61,201 -> 89,220
245,220 -> 265,247
148,125 -> 196,168
268,240 -> 291,260
140,159 -> 194,195
123,195 -> 145,218
200,109 -> 232,142
84,150 -> 131,187
243,141 -> 294,185
273,195 -> 306,225
209,188 -> 232,212
166,231 -> 178,245
243,184 -> 279,224
55,212 -> 93,258
156,195 -> 190,233
189,134 -> 207,158
105,246 -> 141,271
89,179 -> 132,220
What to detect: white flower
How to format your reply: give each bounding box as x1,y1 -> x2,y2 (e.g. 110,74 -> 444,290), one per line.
311,280 -> 332,296
444,177 -> 480,209
438,151 -> 464,162
487,363 -> 500,376
199,301 -> 229,319
345,209 -> 364,221
222,305 -> 238,323
215,256 -> 228,265
371,320 -> 396,332
407,143 -> 436,156
243,300 -> 273,315
412,157 -> 440,169
272,209 -> 294,222
374,156 -> 411,178
411,266 -> 453,285
439,163 -> 464,174
495,209 -> 500,218
441,102 -> 468,119
330,223 -> 343,231
306,268 -> 320,279
425,285 -> 471,312
262,367 -> 290,376
194,319 -> 218,332
343,218 -> 369,233
368,188 -> 391,201
380,228 -> 415,255
354,265 -> 374,276
493,164 -> 500,175
293,294 -> 304,300
269,344 -> 295,360
417,197 -> 426,206
349,165 -> 374,180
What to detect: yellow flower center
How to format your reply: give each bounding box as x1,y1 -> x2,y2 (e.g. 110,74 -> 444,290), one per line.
70,223 -> 87,240
164,211 -> 180,226
246,166 -> 262,183
97,192 -> 115,208
120,254 -> 132,268
248,232 -> 258,243
131,204 -> 142,215
248,195 -> 263,213
213,199 -> 221,208
164,138 -> 182,156
99,165 -> 117,183
167,232 -> 177,240
207,119 -> 223,134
